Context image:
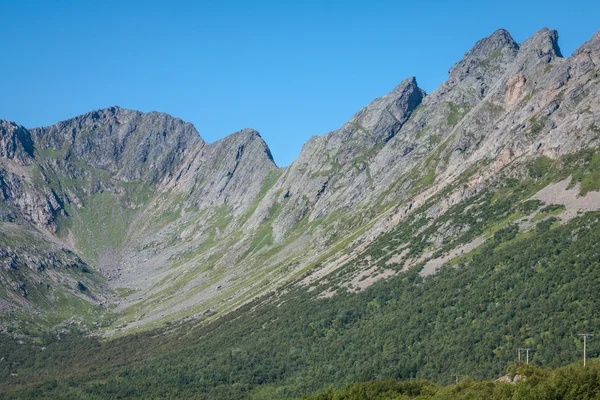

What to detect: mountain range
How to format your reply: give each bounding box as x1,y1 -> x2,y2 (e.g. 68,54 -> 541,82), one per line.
2,25 -> 600,398
1,27 -> 600,335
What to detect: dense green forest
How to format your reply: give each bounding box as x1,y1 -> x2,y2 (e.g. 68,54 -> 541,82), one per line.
1,203 -> 599,398
304,360 -> 600,399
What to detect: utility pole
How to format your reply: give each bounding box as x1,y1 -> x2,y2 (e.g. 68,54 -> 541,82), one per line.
517,348 -> 531,364
578,334 -> 594,367
522,348 -> 532,364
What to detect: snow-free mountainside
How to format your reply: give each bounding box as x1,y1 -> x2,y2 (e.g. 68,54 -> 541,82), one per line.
2,28 -> 600,398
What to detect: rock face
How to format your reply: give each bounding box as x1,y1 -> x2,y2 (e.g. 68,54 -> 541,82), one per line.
446,28 -> 520,97
246,76 -> 425,240
505,73 -> 526,104
163,128 -> 277,212
0,121 -> 65,230
31,107 -> 203,184
0,121 -> 35,164
1,27 -> 600,332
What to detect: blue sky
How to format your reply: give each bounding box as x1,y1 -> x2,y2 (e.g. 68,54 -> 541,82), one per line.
1,1 -> 598,166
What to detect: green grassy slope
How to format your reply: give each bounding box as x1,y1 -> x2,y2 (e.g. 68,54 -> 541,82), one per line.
0,222 -> 111,335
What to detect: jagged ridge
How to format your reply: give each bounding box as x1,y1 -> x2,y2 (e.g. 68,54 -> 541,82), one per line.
0,26 -> 599,334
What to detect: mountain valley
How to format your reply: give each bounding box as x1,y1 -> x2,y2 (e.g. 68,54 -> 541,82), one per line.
2,27 -> 600,398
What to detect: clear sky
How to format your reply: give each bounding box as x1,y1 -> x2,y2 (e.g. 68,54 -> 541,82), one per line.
1,1 -> 598,166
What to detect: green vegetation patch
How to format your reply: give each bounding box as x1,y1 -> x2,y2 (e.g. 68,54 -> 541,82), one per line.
444,102 -> 470,126
412,103 -> 427,116
57,183 -> 152,264
533,204 -> 566,221
567,150 -> 600,195
528,115 -> 545,135
305,361 -> 600,400
240,201 -> 284,259
428,134 -> 441,146
488,48 -> 503,59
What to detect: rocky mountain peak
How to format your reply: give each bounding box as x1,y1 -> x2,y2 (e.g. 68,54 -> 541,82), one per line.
33,105 -> 203,148
502,28 -> 564,81
520,28 -> 562,59
342,76 -> 425,144
446,28 -> 520,97
392,76 -> 420,93
458,28 -> 518,61
213,128 -> 276,165
246,77 -> 426,240
225,127 -> 265,144
234,127 -> 262,137
0,120 -> 35,165
30,107 -> 204,184
285,76 -> 425,174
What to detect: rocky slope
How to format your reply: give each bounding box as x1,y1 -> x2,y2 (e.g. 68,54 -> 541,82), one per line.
1,27 -> 600,334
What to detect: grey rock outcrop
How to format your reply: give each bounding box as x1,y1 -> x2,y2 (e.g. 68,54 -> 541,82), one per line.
0,121 -> 35,165
446,28 -> 520,98
246,77 -> 425,240
164,128 -> 278,214
30,106 -> 204,185
0,121 -> 64,229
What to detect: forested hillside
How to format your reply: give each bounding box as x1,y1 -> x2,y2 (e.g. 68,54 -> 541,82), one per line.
305,361 -> 600,400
